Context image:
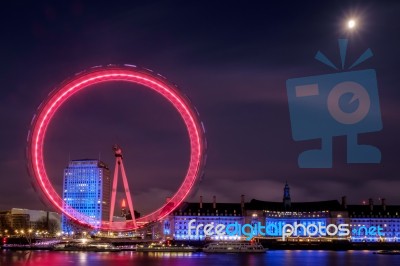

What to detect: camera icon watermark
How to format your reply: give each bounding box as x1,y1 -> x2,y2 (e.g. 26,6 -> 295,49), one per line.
286,39 -> 382,168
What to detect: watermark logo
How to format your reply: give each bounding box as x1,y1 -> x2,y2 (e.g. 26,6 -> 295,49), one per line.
187,219 -> 384,241
286,39 -> 382,168
188,219 -> 273,240
352,225 -> 384,238
282,222 -> 350,241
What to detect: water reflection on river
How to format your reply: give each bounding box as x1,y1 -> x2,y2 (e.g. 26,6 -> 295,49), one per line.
2,250 -> 400,266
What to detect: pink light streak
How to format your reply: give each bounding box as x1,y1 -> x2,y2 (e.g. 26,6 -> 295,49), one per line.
27,66 -> 206,231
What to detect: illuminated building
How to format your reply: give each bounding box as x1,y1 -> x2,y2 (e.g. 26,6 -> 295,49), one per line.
120,199 -> 139,220
121,199 -> 127,217
246,198 -> 347,239
162,195 -> 245,241
161,183 -> 400,243
61,160 -> 110,233
346,198 -> 400,242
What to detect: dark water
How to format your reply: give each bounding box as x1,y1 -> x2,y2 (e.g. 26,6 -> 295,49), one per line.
2,250 -> 400,266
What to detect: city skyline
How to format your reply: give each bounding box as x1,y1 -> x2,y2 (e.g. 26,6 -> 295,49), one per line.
0,1 -> 400,217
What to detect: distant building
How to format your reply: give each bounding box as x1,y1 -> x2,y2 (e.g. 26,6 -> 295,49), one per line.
283,181 -> 291,209
0,208 -> 60,233
119,199 -> 140,221
62,159 -> 111,233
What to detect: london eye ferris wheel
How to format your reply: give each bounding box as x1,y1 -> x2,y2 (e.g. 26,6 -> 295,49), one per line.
26,64 -> 207,231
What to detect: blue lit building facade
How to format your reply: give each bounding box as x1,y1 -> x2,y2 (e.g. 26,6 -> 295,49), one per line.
242,183 -> 348,240
62,160 -> 111,233
245,199 -> 348,240
159,184 -> 400,243
162,196 -> 245,241
347,199 -> 400,242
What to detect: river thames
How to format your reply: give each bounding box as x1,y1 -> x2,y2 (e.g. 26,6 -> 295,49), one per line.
2,250 -> 400,266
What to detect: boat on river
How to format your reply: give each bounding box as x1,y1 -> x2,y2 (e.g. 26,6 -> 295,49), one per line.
136,243 -> 199,252
53,242 -> 120,252
374,250 -> 400,255
203,242 -> 266,253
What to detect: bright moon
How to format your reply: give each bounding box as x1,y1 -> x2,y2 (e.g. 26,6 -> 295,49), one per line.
348,19 -> 356,29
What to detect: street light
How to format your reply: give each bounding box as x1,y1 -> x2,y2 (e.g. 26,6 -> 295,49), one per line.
25,229 -> 33,246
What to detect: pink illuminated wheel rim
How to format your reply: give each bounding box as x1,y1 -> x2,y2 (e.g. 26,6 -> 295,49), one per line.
27,65 -> 207,231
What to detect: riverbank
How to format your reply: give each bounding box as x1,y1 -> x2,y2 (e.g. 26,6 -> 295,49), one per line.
2,238 -> 400,251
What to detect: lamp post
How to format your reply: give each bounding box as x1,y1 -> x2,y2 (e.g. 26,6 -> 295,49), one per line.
26,229 -> 33,246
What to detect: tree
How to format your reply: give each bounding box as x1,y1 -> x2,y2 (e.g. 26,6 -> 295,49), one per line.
35,216 -> 60,235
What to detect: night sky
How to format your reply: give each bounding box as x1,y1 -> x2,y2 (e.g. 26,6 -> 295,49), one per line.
1,1 -> 400,215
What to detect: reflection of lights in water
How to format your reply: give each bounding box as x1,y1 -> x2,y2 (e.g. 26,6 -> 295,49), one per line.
140,252 -> 201,258
79,252 -> 88,263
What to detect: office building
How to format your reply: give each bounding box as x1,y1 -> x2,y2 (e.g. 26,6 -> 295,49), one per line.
61,159 -> 110,233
